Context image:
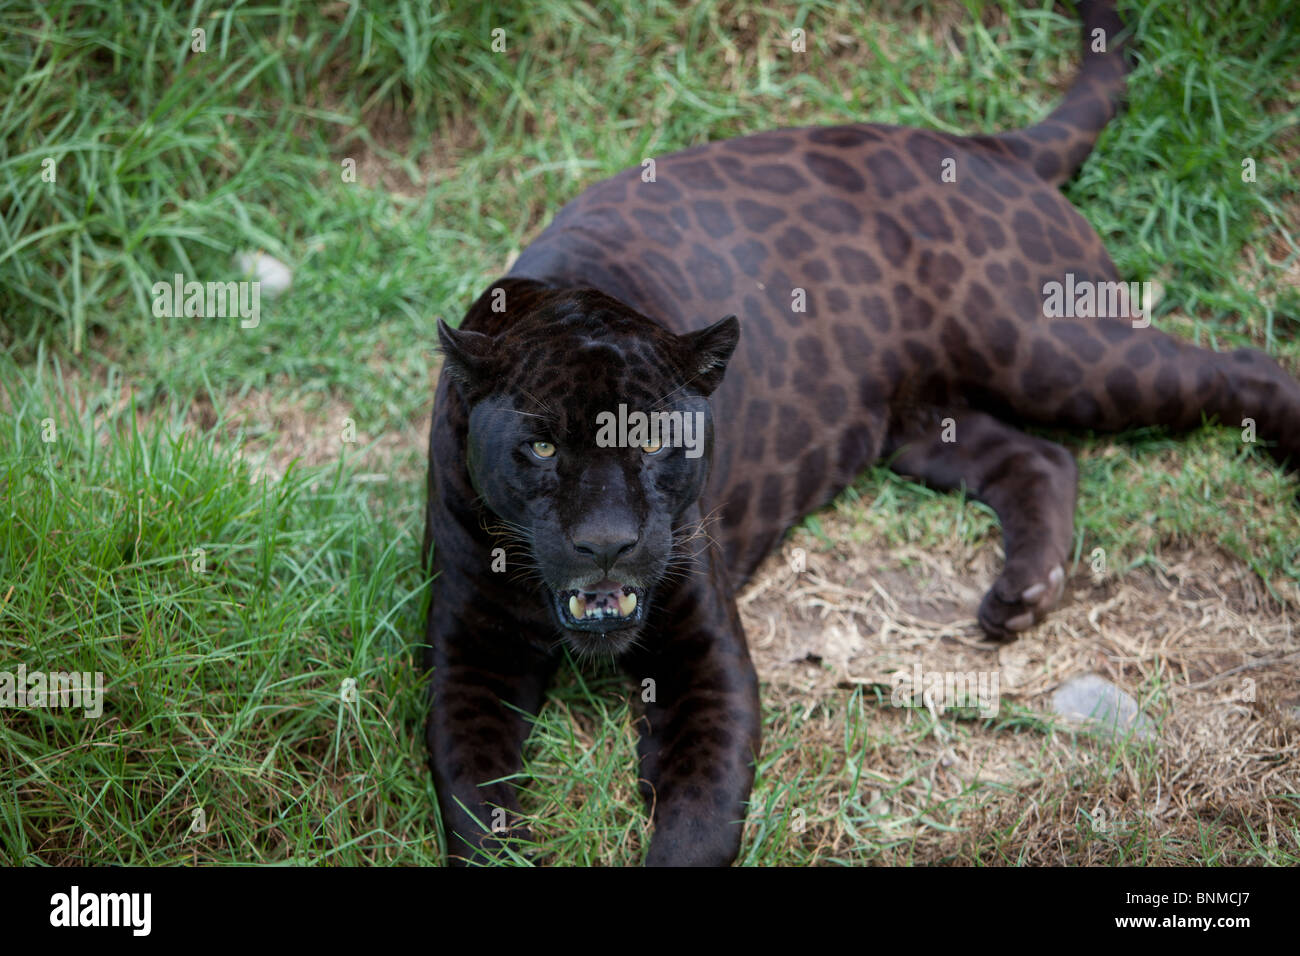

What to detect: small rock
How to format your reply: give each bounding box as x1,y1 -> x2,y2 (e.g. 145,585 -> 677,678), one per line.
235,250 -> 293,298
1051,673 -> 1157,742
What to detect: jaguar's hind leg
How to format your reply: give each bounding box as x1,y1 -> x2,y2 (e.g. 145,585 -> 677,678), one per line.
884,409 -> 1078,639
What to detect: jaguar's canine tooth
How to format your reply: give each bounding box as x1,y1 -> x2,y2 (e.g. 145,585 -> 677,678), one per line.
569,594 -> 585,619
618,591 -> 637,617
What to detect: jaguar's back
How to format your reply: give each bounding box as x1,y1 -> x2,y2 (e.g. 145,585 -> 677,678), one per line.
504,0 -> 1298,607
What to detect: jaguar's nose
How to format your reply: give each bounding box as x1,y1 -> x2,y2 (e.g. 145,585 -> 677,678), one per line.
572,534 -> 638,572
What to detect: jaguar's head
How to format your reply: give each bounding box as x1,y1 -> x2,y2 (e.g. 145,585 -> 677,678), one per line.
437,288 -> 739,657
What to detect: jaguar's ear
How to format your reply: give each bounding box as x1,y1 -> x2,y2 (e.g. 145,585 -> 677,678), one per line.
678,315 -> 740,397
437,318 -> 496,394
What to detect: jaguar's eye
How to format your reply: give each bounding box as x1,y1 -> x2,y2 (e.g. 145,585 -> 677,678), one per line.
530,441 -> 557,459
641,439 -> 664,455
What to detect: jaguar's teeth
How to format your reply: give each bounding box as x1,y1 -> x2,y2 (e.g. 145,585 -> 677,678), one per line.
566,588 -> 638,622
618,590 -> 637,617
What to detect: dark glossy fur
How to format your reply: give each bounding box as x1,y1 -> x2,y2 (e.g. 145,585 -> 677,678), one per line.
422,0 -> 1300,865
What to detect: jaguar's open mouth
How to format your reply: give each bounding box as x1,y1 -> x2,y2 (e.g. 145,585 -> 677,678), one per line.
555,579 -> 646,632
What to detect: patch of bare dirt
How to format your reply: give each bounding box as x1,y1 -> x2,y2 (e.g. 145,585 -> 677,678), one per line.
195,386 -> 429,485
737,504 -> 1300,863
330,107 -> 483,199
44,365 -> 432,489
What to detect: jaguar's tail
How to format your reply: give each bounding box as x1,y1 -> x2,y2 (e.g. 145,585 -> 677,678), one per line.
996,0 -> 1131,187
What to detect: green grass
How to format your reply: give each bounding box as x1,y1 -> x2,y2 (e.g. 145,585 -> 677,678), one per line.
2,0 -> 1299,865
0,354 -> 439,863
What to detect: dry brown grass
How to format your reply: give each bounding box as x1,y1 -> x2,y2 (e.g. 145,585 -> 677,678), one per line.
736,501 -> 1300,864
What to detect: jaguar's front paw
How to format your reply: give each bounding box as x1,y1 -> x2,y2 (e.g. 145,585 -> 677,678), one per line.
977,563 -> 1065,640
